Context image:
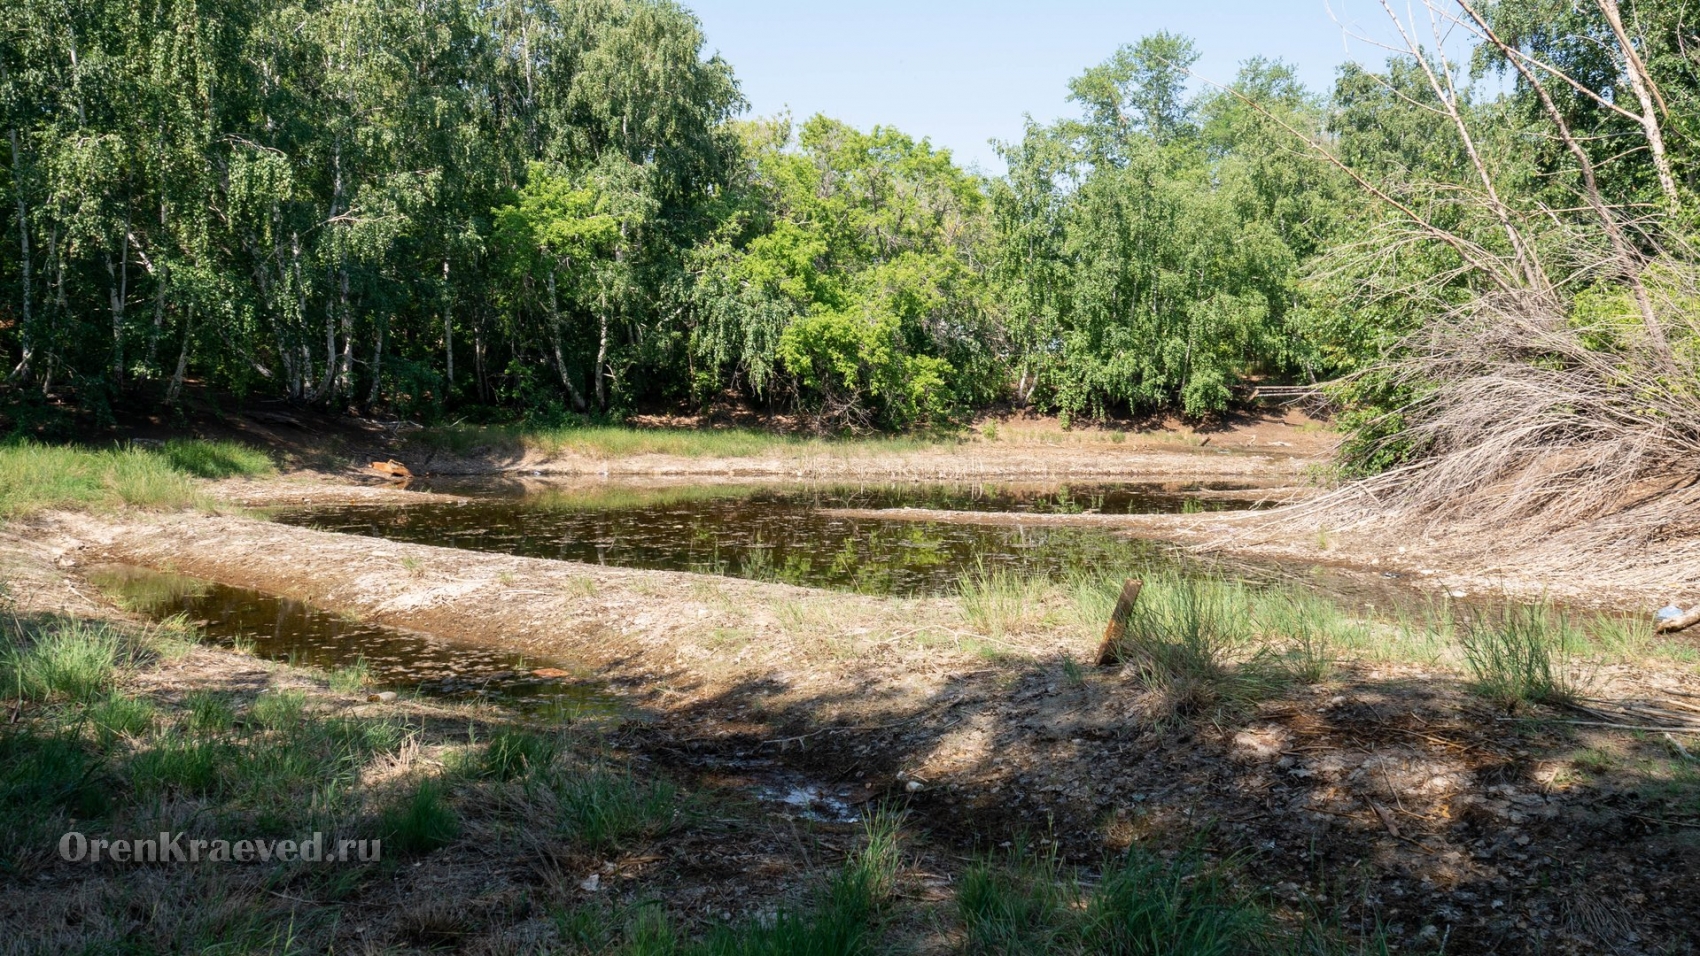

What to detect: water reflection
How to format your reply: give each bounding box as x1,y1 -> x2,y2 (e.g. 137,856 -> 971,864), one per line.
89,564 -> 616,716
272,481 -> 1273,596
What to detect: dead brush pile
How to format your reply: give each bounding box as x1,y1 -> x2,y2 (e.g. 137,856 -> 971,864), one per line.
1224,0 -> 1700,591
1306,283 -> 1700,587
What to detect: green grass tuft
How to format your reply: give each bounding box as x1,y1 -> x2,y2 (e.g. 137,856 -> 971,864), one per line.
1,621 -> 124,701
553,765 -> 679,852
1460,604 -> 1580,711
958,844 -> 1386,956
128,731 -> 232,797
1076,571 -> 1282,711
0,725 -> 109,819
958,846 -> 1074,955
381,778 -> 460,855
249,689 -> 308,729
184,690 -> 237,732
159,438 -> 274,479
86,692 -> 157,740
1253,590 -> 1361,684
477,729 -> 561,781
327,658 -> 371,694
958,562 -> 1049,640
1082,850 -> 1266,955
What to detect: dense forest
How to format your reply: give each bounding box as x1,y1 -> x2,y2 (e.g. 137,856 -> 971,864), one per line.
2,0 -> 1697,460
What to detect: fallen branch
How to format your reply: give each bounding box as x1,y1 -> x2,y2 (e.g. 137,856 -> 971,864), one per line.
1496,716 -> 1700,733
1655,606 -> 1700,633
1664,732 -> 1696,762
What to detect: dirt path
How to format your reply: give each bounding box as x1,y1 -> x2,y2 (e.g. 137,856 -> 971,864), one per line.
34,507 -> 1700,955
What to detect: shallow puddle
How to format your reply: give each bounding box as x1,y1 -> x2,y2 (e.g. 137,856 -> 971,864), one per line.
274,481 -> 1256,595
88,564 -> 618,717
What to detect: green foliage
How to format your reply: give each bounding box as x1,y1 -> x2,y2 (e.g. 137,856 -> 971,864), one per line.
327,658 -> 371,694
86,692 -> 157,740
417,422 -> 943,460
958,847 -> 1076,954
129,731 -> 233,797
249,689 -> 308,730
160,440 -> 274,479
0,0 -> 740,417
995,51 -> 1348,420
1082,850 -> 1266,955
0,725 -> 110,821
1100,573 -> 1263,705
5,0 -> 1698,459
958,562 -> 1049,639
1254,590 -> 1362,684
0,3 -> 1445,435
184,690 -> 237,732
694,115 -> 998,429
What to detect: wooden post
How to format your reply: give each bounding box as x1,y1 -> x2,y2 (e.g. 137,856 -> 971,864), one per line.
1093,578 -> 1143,666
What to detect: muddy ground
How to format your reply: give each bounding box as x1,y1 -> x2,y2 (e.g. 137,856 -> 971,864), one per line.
18,500 -> 1700,955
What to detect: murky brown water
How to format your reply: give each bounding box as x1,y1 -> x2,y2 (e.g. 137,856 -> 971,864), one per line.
274,481 -> 1262,596
88,564 -> 617,717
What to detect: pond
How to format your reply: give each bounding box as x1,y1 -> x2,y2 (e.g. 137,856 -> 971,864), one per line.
272,481 -> 1264,596
88,563 -> 617,717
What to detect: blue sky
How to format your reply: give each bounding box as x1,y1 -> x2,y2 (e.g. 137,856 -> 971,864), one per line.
688,1 -> 1406,173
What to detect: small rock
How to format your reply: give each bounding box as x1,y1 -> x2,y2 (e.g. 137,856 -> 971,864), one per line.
579,873 -> 600,892
905,780 -> 924,793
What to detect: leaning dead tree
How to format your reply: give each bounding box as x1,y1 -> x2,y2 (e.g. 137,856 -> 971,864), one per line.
1281,0 -> 1700,563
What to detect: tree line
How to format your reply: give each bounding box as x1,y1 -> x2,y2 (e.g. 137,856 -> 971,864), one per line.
2,0 -> 1695,441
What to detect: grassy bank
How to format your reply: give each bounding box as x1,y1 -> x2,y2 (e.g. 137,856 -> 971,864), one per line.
0,439 -> 274,518
946,564 -> 1682,714
414,422 -> 955,461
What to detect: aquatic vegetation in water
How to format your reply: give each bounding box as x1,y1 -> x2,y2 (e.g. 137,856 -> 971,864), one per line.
276,482 -> 1215,596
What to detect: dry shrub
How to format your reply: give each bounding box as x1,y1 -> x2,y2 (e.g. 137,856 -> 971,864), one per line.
1280,276 -> 1700,586
1349,283 -> 1700,535
1232,0 -> 1700,588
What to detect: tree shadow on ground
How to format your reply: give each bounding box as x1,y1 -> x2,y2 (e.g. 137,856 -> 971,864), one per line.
630,652 -> 1699,956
